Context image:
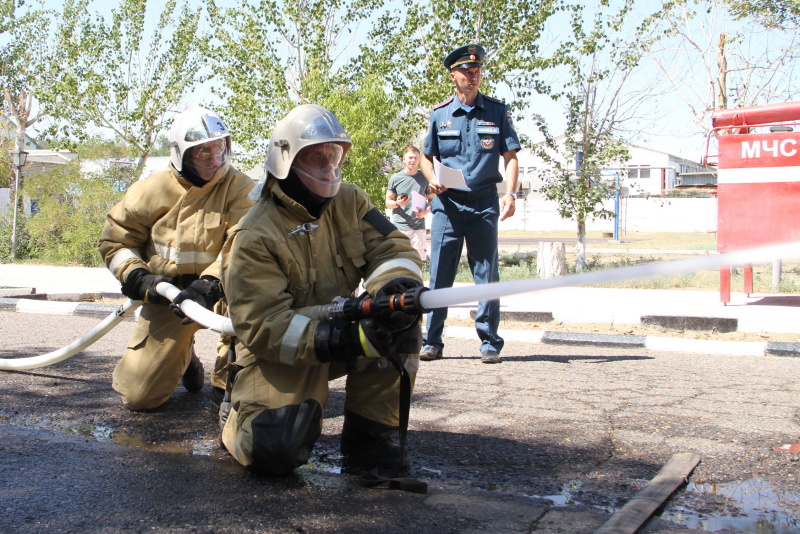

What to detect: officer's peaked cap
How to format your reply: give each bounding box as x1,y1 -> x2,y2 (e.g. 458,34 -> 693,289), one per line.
444,44 -> 485,70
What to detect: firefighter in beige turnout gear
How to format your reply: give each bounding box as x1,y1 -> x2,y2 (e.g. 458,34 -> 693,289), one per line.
221,104 -> 424,476
98,105 -> 254,411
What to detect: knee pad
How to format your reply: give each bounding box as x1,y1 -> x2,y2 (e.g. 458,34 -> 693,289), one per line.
249,399 -> 323,476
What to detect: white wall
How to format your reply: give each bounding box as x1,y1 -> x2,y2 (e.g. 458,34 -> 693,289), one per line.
500,196 -> 718,233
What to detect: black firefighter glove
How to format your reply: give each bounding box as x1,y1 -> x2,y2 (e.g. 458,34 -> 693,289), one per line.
170,276 -> 224,325
121,268 -> 175,305
372,278 -> 424,332
314,318 -> 394,368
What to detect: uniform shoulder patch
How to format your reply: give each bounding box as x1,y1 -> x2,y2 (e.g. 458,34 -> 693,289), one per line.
484,95 -> 505,105
432,96 -> 455,110
363,207 -> 398,237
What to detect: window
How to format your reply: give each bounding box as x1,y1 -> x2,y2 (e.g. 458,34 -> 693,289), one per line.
627,165 -> 651,179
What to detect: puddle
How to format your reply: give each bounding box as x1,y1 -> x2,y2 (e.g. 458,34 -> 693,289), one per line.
4,416 -> 219,457
660,479 -> 800,533
535,478 -> 800,533
109,431 -> 220,457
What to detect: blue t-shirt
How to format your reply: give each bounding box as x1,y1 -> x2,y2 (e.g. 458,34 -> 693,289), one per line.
423,92 -> 521,192
387,170 -> 430,230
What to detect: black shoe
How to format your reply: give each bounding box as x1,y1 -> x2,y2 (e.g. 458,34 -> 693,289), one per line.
182,352 -> 204,393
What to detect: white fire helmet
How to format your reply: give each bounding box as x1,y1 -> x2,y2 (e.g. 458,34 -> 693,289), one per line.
169,105 -> 232,176
264,104 -> 352,198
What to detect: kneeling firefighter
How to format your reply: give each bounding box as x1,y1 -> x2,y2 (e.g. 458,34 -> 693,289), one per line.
99,105 -> 254,411
220,104 -> 424,479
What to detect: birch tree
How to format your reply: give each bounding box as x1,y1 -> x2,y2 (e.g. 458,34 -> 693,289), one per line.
533,0 -> 662,271
645,0 -> 800,138
41,0 -> 208,178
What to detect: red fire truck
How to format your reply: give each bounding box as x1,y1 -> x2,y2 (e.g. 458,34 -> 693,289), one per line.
704,101 -> 800,303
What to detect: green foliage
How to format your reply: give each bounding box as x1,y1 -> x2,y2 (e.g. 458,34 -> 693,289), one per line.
531,0 -> 652,270
39,0 -> 208,178
22,161 -> 124,266
206,0 -> 384,169
358,0 -> 563,138
322,75 -> 402,206
0,209 -> 32,263
725,0 -> 800,28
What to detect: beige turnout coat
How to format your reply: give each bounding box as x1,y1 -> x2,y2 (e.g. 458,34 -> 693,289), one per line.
99,163 -> 254,284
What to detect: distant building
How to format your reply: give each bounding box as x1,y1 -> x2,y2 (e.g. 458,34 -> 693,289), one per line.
512,137 -> 716,198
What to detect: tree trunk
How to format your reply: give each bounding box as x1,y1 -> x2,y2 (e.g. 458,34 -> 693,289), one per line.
716,33 -> 727,110
576,219 -> 586,272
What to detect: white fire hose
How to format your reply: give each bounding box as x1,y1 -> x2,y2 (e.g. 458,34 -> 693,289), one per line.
0,282 -> 234,372
2,241 -> 799,372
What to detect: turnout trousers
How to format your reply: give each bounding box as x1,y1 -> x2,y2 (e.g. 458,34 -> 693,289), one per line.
221,354 -> 418,475
112,303 -> 202,411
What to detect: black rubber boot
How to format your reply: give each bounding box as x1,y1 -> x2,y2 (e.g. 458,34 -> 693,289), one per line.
182,351 -> 204,393
340,409 -> 409,471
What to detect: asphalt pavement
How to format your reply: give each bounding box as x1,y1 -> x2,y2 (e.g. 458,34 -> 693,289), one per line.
3,262 -> 800,533
1,262 -> 799,357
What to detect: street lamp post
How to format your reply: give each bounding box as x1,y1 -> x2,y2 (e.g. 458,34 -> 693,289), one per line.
10,149 -> 28,262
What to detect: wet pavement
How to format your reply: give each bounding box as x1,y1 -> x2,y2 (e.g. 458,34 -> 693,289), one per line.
2,312 -> 800,533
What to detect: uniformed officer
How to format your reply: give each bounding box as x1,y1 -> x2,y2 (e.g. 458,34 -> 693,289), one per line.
98,105 -> 255,411
418,44 -> 521,364
220,104 -> 424,476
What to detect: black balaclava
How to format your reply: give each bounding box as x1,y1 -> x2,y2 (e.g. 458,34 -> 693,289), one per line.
180,151 -> 209,188
278,169 -> 328,218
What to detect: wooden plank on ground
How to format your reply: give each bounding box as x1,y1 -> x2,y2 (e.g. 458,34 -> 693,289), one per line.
594,452 -> 701,534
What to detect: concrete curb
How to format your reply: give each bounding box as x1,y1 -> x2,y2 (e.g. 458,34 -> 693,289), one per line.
0,297 -> 133,320
3,295 -> 800,358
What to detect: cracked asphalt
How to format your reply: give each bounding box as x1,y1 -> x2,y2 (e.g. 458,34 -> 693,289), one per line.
2,311 -> 800,533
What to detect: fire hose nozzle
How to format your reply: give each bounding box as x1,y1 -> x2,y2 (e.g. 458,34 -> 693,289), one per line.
325,286 -> 430,322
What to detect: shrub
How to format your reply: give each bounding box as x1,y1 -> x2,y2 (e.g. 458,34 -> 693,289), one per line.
22,161 -> 125,266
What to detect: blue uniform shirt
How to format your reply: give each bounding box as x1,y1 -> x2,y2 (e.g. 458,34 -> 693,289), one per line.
423,92 -> 521,192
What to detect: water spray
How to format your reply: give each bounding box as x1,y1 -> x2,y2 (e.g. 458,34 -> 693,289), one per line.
2,241 -> 800,372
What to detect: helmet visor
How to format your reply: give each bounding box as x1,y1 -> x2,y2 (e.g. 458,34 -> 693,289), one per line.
293,143 -> 345,198
186,138 -> 229,181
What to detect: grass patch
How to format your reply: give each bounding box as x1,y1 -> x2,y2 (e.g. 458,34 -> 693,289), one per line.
421,232 -> 800,293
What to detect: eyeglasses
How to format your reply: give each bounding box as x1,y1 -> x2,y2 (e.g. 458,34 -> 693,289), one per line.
193,139 -> 227,161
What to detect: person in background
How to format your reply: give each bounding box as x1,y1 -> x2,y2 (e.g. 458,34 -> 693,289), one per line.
418,44 -> 521,365
98,105 -> 254,411
385,146 -> 434,261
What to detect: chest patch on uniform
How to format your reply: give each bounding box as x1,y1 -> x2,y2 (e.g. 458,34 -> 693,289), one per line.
480,136 -> 495,149
363,208 -> 398,236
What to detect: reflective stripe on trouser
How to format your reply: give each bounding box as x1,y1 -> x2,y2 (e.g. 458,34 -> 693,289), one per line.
425,190 -> 503,353
221,353 -> 418,473
112,303 -> 202,411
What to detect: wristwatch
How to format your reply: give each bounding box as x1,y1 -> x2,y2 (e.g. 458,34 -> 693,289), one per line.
506,191 -> 518,199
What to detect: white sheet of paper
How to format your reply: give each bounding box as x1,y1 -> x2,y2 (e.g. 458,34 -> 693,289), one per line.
411,190 -> 427,212
433,157 -> 470,190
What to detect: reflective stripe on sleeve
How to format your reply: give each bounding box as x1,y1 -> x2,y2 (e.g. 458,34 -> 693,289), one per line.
108,248 -> 143,274
364,258 -> 421,287
154,243 -> 219,265
280,314 -> 312,365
